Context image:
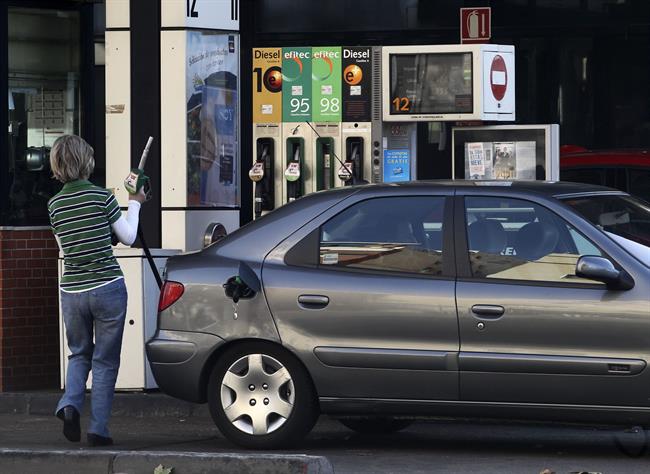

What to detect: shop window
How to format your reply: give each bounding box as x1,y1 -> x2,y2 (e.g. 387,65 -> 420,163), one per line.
6,8 -> 81,226
320,196 -> 446,276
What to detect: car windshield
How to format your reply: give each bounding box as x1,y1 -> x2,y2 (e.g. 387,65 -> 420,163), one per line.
561,193 -> 650,266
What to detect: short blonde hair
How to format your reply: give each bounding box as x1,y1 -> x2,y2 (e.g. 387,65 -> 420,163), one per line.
50,135 -> 95,183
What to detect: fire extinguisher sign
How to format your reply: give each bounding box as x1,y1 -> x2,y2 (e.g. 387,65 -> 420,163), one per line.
460,7 -> 491,44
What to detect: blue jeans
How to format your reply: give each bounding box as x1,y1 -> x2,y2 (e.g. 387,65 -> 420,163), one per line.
57,278 -> 127,438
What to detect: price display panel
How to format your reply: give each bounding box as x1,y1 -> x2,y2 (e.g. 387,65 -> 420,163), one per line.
389,52 -> 473,116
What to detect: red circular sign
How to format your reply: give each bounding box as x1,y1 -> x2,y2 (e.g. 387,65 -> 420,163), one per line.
490,54 -> 507,101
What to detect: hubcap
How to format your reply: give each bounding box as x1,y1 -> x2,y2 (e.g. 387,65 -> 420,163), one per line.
220,353 -> 295,435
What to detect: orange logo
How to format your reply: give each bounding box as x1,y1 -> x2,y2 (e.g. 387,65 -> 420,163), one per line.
343,64 -> 363,85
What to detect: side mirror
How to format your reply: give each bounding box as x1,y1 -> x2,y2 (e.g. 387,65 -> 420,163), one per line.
575,256 -> 634,290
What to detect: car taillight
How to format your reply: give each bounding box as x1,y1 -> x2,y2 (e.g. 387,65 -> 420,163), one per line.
158,281 -> 184,312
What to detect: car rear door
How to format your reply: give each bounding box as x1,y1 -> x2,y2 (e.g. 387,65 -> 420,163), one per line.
262,188 -> 459,401
455,190 -> 650,407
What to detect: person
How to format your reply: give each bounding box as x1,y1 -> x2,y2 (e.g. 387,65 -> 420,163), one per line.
47,135 -> 146,447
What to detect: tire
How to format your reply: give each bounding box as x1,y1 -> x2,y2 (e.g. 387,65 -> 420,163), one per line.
207,341 -> 319,449
339,417 -> 413,434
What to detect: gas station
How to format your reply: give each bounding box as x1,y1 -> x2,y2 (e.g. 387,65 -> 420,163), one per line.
0,0 -> 649,392
95,3 -> 560,390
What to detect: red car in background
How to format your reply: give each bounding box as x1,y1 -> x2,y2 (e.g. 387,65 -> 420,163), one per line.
560,146 -> 650,203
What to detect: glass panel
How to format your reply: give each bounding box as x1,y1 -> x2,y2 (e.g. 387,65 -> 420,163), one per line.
186,32 -> 239,207
464,196 -> 603,284
6,7 -> 80,226
320,197 -> 445,276
562,194 -> 650,258
389,53 -> 472,115
628,168 -> 650,203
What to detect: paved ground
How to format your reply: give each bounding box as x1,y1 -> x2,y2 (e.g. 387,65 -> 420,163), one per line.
1,412 -> 649,473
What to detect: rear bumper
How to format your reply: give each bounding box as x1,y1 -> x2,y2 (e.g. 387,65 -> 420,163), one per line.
146,329 -> 225,403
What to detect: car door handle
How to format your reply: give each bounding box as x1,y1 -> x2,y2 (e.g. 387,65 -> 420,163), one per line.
298,295 -> 330,310
471,304 -> 505,319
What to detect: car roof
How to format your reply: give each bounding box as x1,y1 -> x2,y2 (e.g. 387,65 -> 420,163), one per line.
350,180 -> 623,198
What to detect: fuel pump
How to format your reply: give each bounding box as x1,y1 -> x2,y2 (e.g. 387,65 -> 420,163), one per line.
310,123 -> 342,190
284,137 -> 304,202
251,124 -> 283,219
249,138 -> 275,219
343,137 -> 364,186
282,122 -> 312,203
315,138 -> 334,190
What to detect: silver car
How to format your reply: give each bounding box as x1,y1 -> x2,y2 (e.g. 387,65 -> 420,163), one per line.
146,181 -> 650,449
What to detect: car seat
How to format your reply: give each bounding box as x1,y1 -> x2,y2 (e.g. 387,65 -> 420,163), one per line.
514,221 -> 560,260
467,219 -> 507,254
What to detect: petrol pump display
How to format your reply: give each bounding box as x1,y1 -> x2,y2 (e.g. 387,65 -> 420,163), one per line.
342,47 -> 372,123
252,48 -> 282,123
382,44 -> 515,122
251,48 -> 283,218
282,47 -> 312,122
312,47 -> 342,122
342,46 -> 373,185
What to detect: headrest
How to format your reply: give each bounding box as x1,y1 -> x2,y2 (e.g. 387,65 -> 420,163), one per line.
467,219 -> 506,254
515,221 -> 559,260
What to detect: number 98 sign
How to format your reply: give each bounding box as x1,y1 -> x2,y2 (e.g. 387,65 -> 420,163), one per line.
319,98 -> 340,113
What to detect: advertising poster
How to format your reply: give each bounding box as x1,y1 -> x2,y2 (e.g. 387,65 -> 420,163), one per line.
186,31 -> 239,207
493,141 -> 516,179
514,141 -> 537,179
311,47 -> 342,122
464,140 -> 536,180
342,46 -> 372,122
467,143 -> 491,179
252,48 -> 282,123
383,149 -> 410,183
282,47 -> 312,122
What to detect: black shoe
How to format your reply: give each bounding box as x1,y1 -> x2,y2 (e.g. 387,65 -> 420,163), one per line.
55,406 -> 81,442
87,433 -> 113,447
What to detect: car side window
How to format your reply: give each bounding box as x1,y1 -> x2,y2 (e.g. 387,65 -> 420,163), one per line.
320,196 -> 445,276
628,168 -> 650,203
464,196 -> 604,285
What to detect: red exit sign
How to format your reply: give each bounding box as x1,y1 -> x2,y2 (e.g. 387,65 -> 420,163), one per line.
460,7 -> 491,44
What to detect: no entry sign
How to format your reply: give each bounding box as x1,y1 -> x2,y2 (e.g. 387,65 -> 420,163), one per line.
460,7 -> 491,44
490,54 -> 507,101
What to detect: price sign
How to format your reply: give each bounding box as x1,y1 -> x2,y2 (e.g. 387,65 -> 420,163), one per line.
282,47 -> 312,122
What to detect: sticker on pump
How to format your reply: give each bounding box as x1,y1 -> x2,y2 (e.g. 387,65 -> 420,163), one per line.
338,162 -> 353,181
285,162 -> 301,181
249,162 -> 265,182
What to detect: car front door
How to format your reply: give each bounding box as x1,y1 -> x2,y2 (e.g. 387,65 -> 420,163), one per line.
455,192 -> 650,407
262,190 -> 459,402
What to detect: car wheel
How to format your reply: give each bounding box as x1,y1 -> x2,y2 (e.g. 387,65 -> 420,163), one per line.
339,417 -> 413,434
207,341 -> 319,449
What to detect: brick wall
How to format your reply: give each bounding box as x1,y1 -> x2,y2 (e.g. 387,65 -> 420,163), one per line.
0,228 -> 60,391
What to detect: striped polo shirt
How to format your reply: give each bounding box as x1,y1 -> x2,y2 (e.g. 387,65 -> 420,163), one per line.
48,180 -> 123,292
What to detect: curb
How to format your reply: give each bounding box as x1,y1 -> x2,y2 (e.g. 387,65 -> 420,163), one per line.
0,392 -> 211,418
0,449 -> 334,474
